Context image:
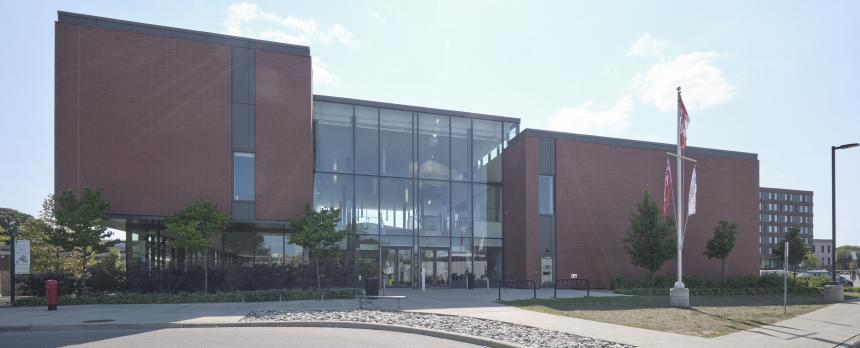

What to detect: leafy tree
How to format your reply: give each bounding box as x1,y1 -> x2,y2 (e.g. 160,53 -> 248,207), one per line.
772,228 -> 807,272
1,207 -> 34,244
623,192 -> 677,287
44,187 -> 117,291
289,204 -> 343,289
836,245 -> 860,270
165,200 -> 228,293
703,220 -> 738,284
802,250 -> 820,269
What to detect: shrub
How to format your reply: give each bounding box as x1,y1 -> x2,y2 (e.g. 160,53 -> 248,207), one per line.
615,287 -> 821,296
13,289 -> 356,307
16,273 -> 78,296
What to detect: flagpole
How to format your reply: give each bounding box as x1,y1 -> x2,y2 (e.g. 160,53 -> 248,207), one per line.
670,86 -> 690,308
675,86 -> 685,289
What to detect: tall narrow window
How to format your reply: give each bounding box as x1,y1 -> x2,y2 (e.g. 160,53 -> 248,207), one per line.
233,152 -> 255,201
539,175 -> 554,215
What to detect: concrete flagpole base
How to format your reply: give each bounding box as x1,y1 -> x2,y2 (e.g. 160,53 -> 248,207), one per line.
669,287 -> 690,308
823,285 -> 844,302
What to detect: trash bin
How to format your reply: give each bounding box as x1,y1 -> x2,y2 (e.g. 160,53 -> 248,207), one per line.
365,278 -> 379,296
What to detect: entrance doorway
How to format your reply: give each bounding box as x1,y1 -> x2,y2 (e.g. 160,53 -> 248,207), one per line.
382,247 -> 412,288
419,247 -> 449,287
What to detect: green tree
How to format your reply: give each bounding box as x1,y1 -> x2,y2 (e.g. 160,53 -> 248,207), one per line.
44,187 -> 116,291
802,250 -> 820,269
835,245 -> 860,270
1,207 -> 34,244
165,200 -> 228,293
772,228 -> 807,272
289,204 -> 343,289
703,220 -> 738,284
623,192 -> 677,287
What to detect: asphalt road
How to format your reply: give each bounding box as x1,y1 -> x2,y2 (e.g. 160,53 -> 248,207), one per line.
0,327 -> 483,348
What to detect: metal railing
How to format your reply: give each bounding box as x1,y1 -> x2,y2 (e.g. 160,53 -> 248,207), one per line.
497,279 -> 537,300
554,278 -> 590,298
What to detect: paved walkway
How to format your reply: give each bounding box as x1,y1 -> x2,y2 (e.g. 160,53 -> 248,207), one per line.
0,289 -> 856,347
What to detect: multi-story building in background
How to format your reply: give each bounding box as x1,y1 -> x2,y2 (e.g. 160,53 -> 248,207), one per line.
758,187 -> 814,269
812,239 -> 833,268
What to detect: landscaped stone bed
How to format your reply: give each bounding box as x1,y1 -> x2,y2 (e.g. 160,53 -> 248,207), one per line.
243,309 -> 632,348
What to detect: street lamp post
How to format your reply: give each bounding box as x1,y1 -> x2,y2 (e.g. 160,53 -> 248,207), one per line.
832,143 -> 859,284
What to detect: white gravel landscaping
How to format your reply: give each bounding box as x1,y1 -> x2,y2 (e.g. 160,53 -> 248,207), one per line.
243,309 -> 633,348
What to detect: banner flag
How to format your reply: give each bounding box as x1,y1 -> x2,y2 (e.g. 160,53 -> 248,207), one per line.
688,166 -> 697,216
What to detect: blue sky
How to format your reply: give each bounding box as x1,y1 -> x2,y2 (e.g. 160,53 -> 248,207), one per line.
1,1 -> 859,245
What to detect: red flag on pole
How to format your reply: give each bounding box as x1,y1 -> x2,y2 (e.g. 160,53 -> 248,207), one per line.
663,158 -> 672,217
678,94 -> 690,150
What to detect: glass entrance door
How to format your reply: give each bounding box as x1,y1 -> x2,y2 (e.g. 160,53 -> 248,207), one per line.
383,247 -> 413,287
420,247 -> 450,287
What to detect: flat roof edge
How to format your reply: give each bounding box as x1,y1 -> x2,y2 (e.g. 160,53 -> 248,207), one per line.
520,128 -> 758,161
57,11 -> 310,57
313,95 -> 520,123
759,187 -> 814,194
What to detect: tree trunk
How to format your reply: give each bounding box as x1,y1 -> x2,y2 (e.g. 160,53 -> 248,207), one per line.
204,248 -> 209,293
721,258 -> 726,285
315,249 -> 321,289
649,270 -> 655,288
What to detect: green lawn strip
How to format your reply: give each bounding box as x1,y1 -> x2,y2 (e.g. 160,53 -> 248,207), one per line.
502,295 -> 838,338
14,289 -> 356,307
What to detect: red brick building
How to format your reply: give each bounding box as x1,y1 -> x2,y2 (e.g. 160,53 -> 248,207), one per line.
54,12 -> 760,290
502,130 -> 760,288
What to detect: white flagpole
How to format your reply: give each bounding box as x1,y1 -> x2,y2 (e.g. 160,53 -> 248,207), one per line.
675,86 -> 685,289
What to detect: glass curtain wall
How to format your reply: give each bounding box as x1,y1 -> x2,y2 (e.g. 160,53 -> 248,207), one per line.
312,100 -> 515,287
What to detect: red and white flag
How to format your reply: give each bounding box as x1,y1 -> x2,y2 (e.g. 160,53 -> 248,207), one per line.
663,158 -> 672,217
678,93 -> 690,150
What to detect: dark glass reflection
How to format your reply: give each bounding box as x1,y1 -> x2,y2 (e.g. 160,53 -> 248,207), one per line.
314,101 -> 353,173
418,114 -> 450,180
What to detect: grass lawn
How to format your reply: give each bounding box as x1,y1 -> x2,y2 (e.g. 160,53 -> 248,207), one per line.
503,293 -> 858,338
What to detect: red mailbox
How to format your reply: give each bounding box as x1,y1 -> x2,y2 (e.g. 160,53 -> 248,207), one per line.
46,279 -> 58,311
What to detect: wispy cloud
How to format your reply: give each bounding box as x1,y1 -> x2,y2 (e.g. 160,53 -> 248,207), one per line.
224,2 -> 357,46
627,33 -> 669,59
546,33 -> 733,135
629,33 -> 734,112
633,51 -> 734,112
547,96 -> 633,135
312,56 -> 335,85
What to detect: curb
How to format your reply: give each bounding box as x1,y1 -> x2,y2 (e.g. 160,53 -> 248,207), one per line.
0,321 -> 526,348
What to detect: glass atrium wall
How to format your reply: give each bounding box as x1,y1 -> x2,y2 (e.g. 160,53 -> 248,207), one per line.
313,100 -> 516,288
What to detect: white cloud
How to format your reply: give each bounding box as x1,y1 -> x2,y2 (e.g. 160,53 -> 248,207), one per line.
547,96 -> 633,135
330,24 -> 355,45
369,11 -> 383,21
444,40 -> 451,48
627,33 -> 669,59
633,51 -> 734,112
223,2 -> 356,46
312,56 -> 334,85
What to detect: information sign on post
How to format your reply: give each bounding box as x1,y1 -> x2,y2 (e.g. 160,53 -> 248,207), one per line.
14,240 -> 30,275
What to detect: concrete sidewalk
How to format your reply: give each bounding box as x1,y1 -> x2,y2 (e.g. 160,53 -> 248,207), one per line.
0,290 -> 856,347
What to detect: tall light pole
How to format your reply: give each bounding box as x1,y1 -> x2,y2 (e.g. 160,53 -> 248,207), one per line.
832,143 -> 859,284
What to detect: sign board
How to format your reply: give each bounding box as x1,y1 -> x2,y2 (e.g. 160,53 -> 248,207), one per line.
570,273 -> 578,279
852,251 -> 857,261
15,240 -> 30,274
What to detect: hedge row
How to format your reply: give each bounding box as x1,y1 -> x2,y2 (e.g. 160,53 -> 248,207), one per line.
614,287 -> 821,296
609,274 -> 833,290
14,289 -> 356,307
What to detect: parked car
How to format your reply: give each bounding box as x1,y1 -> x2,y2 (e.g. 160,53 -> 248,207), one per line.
798,270 -> 854,287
